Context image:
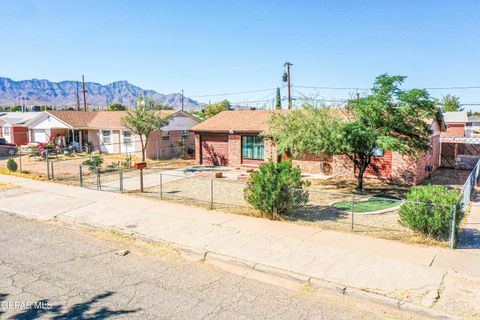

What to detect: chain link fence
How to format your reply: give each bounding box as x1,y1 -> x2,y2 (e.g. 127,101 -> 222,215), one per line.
76,169 -> 458,246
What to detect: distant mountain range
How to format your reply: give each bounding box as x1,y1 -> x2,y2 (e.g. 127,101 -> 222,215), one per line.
0,77 -> 205,111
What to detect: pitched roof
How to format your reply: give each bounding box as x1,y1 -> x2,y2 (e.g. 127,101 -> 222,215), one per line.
87,110 -> 178,129
0,112 -> 41,125
191,110 -> 275,132
46,111 -> 98,128
44,110 -> 180,129
190,109 -> 351,133
443,111 -> 468,123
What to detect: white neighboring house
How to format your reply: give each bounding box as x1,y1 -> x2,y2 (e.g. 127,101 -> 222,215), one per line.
0,112 -> 41,145
25,110 -> 200,158
466,116 -> 480,137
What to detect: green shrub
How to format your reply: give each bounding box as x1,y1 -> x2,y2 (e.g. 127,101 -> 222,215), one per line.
6,158 -> 18,172
399,184 -> 462,240
83,155 -> 104,172
244,160 -> 309,217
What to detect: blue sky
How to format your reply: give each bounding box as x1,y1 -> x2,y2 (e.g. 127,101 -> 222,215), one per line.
1,0 -> 480,108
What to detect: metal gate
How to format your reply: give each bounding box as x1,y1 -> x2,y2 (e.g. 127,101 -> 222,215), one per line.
441,137 -> 480,168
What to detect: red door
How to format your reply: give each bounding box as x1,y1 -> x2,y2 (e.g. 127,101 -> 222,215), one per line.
201,135 -> 229,165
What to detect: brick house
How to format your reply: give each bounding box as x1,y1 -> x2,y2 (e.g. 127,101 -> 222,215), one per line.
26,110 -> 199,159
190,110 -> 441,185
441,111 -> 468,137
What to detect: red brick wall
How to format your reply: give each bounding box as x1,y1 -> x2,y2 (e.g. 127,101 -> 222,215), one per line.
146,130 -> 195,160
228,134 -> 242,167
441,123 -> 465,137
195,133 -> 278,167
194,133 -> 201,164
362,151 -> 393,178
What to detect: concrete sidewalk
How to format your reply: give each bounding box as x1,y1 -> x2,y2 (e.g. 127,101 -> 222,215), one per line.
1,174 -> 479,319
457,194 -> 480,254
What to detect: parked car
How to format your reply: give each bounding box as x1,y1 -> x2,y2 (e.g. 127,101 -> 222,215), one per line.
0,138 -> 18,156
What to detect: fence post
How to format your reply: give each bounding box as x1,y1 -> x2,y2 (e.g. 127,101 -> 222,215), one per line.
449,204 -> 457,249
50,161 -> 55,180
19,155 -> 22,172
156,139 -> 159,160
159,173 -> 163,199
119,170 -> 123,193
210,179 -> 214,209
96,169 -> 101,191
79,165 -> 83,187
351,194 -> 355,231
46,152 -> 50,180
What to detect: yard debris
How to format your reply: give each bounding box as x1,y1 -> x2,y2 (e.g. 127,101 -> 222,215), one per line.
115,249 -> 130,256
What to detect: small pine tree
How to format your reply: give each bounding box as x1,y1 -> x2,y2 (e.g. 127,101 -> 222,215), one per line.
275,87 -> 281,109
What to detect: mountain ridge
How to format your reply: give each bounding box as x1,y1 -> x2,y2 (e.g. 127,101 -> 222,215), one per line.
0,77 -> 204,111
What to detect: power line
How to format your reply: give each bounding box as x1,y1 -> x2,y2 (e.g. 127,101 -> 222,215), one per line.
294,85 -> 480,91
189,87 -> 277,98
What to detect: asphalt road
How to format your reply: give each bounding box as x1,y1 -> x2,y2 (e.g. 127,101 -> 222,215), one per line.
0,212 -> 426,320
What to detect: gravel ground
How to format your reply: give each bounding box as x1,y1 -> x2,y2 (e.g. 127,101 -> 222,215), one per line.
138,177 -> 447,246
0,212 -> 427,320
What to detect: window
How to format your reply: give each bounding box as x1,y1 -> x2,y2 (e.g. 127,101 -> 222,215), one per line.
123,131 -> 132,145
101,130 -> 111,144
162,131 -> 170,141
181,130 -> 189,139
3,127 -> 10,135
242,135 -> 264,160
372,147 -> 384,157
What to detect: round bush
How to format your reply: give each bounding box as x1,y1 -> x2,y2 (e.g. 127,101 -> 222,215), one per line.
399,184 -> 462,240
82,155 -> 104,172
244,160 -> 309,217
6,158 -> 18,172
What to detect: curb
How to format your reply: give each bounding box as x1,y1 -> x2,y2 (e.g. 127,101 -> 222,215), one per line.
34,214 -> 458,319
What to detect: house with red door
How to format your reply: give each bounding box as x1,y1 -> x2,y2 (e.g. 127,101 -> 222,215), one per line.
0,112 -> 41,145
190,110 -> 441,185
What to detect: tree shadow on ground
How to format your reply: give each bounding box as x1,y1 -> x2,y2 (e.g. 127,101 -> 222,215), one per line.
457,227 -> 480,249
286,205 -> 348,222
8,291 -> 140,320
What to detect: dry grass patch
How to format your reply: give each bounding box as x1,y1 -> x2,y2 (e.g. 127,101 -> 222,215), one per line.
306,177 -> 410,199
0,182 -> 17,190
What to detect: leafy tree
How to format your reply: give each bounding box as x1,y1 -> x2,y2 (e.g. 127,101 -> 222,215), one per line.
275,87 -> 281,109
468,109 -> 480,116
269,74 -> 439,191
154,104 -> 175,110
107,103 -> 128,111
204,100 -> 231,119
10,105 -> 22,112
441,95 -> 463,112
244,160 -> 309,218
122,97 -> 173,161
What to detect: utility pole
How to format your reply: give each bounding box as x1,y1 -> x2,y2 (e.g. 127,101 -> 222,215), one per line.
283,62 -> 293,109
76,81 -> 80,111
181,89 -> 184,111
82,75 -> 87,112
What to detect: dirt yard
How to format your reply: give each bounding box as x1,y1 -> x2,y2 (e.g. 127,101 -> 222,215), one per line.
423,168 -> 471,189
